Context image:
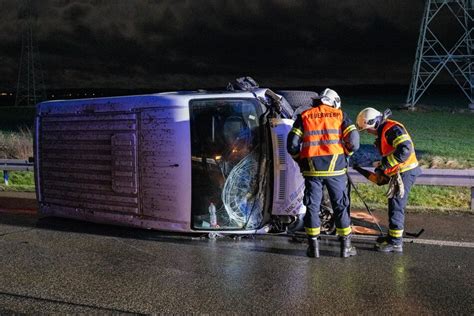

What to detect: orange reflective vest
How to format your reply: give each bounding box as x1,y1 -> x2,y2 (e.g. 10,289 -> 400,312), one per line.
380,120 -> 419,176
300,105 -> 345,158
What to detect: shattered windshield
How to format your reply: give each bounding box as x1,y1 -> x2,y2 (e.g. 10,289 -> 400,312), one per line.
190,98 -> 264,230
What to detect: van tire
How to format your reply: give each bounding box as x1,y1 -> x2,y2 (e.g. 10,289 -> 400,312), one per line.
277,90 -> 319,110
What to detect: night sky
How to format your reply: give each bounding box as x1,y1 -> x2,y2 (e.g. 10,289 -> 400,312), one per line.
0,0 -> 456,90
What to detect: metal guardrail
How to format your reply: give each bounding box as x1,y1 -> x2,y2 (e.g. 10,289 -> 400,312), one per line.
348,167 -> 474,211
1,159 -> 473,210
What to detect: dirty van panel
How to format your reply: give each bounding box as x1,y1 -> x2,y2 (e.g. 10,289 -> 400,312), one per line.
189,98 -> 265,230
111,133 -> 138,194
39,113 -> 140,215
139,107 -> 191,225
270,118 -> 306,216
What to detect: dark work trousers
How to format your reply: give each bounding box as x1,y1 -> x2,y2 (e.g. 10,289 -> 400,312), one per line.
388,167 -> 421,244
303,175 -> 351,236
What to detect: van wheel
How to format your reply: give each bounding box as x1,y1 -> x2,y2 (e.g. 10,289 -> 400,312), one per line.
277,90 -> 319,110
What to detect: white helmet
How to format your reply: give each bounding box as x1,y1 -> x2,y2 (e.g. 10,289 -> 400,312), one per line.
356,107 -> 382,131
320,88 -> 341,109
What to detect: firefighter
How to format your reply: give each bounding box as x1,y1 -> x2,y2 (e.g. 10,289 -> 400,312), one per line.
287,88 -> 360,258
356,108 -> 421,253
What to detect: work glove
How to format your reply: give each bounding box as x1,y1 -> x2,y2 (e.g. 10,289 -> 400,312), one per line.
386,171 -> 405,199
354,165 -> 390,186
373,161 -> 386,178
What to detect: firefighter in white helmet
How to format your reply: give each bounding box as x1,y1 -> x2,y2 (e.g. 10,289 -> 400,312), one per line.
355,107 -> 421,253
320,88 -> 341,109
287,88 -> 359,258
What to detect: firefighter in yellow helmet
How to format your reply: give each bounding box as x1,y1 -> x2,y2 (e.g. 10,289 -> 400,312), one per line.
355,108 -> 421,253
287,88 -> 360,258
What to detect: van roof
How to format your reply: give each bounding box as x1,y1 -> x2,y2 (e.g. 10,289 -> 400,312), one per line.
37,89 -> 269,115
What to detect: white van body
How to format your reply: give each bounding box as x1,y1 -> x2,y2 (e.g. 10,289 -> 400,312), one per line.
35,89 -> 306,233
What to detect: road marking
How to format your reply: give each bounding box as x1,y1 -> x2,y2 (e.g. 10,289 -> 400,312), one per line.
405,238 -> 474,248
323,235 -> 474,249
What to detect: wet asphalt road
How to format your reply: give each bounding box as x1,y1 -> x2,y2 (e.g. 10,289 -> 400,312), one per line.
0,210 -> 472,314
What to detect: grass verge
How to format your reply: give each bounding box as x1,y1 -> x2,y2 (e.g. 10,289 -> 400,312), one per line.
351,183 -> 471,214
0,171 -> 35,192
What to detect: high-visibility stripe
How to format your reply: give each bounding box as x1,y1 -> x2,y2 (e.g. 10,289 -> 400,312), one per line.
303,129 -> 340,137
387,153 -> 398,167
328,154 -> 338,172
290,127 -> 303,137
336,226 -> 352,236
392,134 -> 411,147
342,125 -> 357,138
389,229 -> 404,238
305,227 -> 321,236
291,153 -> 300,159
386,161 -> 419,176
300,106 -> 345,158
303,168 -> 347,177
399,162 -> 419,173
344,147 -> 354,156
302,139 -> 342,148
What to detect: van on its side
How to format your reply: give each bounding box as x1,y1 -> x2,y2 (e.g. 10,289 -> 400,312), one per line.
35,88 -> 312,234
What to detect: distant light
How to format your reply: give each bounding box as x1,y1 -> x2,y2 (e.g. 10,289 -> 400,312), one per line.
0,92 -> 7,96
215,155 -> 222,160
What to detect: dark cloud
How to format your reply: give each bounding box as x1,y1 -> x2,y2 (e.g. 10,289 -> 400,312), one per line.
0,0 -> 447,90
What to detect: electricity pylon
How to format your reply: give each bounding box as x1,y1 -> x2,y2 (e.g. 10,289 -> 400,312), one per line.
15,0 -> 46,106
406,0 -> 473,109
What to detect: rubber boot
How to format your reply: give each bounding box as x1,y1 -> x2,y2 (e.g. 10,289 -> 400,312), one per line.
306,237 -> 320,258
340,234 -> 357,258
377,236 -> 403,253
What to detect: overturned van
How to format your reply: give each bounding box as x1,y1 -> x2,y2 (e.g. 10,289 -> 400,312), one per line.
34,88 -> 324,234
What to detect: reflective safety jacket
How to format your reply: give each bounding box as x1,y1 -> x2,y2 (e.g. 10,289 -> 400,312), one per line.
377,119 -> 418,177
287,104 -> 359,177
